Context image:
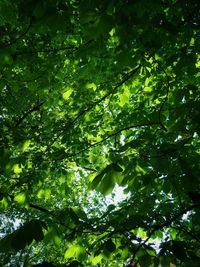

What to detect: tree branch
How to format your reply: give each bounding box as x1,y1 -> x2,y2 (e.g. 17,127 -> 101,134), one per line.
49,65 -> 141,147
3,17 -> 33,48
0,190 -> 50,213
14,39 -> 93,56
172,225 -> 200,244
66,121 -> 162,158
132,204 -> 200,259
151,56 -> 170,132
15,101 -> 45,127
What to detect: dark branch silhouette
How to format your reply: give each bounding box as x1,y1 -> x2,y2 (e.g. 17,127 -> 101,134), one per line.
3,17 -> 33,48
65,121 -> 162,158
15,101 -> 45,127
132,204 -> 200,259
13,39 -> 93,57
49,65 -> 141,147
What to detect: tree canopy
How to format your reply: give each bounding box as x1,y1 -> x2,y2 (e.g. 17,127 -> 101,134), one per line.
0,0 -> 200,266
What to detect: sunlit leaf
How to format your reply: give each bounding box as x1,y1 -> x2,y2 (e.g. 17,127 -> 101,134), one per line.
86,83 -> 97,91
90,254 -> 103,265
14,193 -> 27,206
62,88 -> 73,100
64,245 -> 85,260
13,164 -> 22,174
0,0 -> 200,265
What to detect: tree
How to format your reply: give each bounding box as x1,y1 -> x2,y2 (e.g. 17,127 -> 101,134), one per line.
0,0 -> 200,266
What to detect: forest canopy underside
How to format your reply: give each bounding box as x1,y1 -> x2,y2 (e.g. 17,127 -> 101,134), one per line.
0,0 -> 200,266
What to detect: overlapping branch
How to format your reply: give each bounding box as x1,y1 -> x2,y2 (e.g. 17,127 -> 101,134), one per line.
2,17 -> 33,48
151,55 -> 170,132
49,65 -> 141,147
14,39 -> 93,57
66,121 -> 162,158
15,101 -> 45,127
0,190 -> 49,213
132,204 -> 200,259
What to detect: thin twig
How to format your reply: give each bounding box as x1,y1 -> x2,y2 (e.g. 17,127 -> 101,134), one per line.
3,17 -> 33,48
132,204 -> 200,259
65,121 -> 162,158
151,56 -> 170,132
15,101 -> 45,127
14,39 -> 93,56
48,65 -> 141,147
0,190 -> 50,213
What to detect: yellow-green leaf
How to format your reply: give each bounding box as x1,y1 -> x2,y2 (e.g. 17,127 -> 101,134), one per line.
119,87 -> 130,107
135,164 -> 146,174
145,77 -> 151,86
138,228 -> 146,239
37,189 -> 45,199
86,82 -> 97,91
44,189 -> 51,200
14,193 -> 27,205
53,235 -> 61,246
144,86 -> 152,92
13,164 -> 22,174
64,245 -> 85,260
62,88 -> 73,100
22,140 -> 31,151
0,197 -> 9,209
37,189 -> 51,200
90,254 -> 103,265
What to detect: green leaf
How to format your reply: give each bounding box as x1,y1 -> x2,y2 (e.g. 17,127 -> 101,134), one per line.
90,172 -> 105,189
0,220 -> 44,252
104,239 -> 116,253
97,176 -> 115,195
112,163 -> 123,172
14,192 -> 27,206
71,207 -> 88,221
119,87 -> 130,107
138,228 -> 146,239
1,0 -> 200,265
170,240 -> 188,261
86,83 -> 97,91
139,254 -> 152,267
62,88 -> 73,100
64,245 -> 85,260
12,164 -> 22,174
90,254 -> 103,265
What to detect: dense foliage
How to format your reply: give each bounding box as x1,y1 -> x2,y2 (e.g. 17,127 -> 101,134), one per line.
0,0 -> 200,266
